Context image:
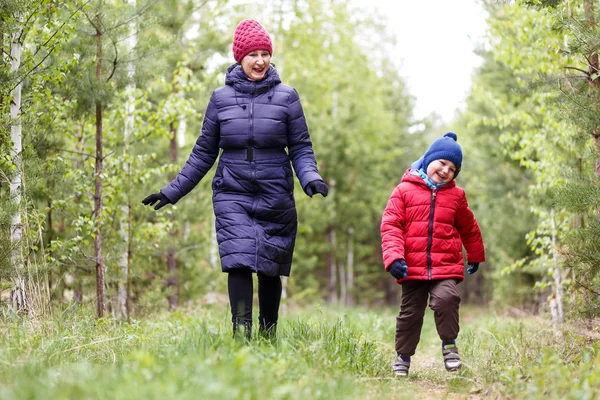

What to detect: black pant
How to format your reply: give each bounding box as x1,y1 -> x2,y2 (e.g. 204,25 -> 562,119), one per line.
227,269 -> 282,326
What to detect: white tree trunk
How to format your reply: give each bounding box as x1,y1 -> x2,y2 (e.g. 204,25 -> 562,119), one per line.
117,202 -> 130,319
327,227 -> 337,304
338,262 -> 346,306
117,0 -> 137,320
346,227 -> 354,306
177,91 -> 187,148
550,296 -> 564,342
10,25 -> 27,313
280,276 -> 288,315
550,209 -> 564,324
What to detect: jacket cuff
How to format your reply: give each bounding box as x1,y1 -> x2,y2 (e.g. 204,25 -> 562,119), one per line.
300,172 -> 323,190
160,186 -> 180,205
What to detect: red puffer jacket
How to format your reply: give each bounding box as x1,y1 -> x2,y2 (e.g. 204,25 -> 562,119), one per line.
381,169 -> 485,283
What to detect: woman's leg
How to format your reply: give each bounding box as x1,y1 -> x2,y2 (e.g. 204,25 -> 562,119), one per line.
227,270 -> 253,338
257,272 -> 282,336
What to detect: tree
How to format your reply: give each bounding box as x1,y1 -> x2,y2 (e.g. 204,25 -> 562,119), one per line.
8,8 -> 26,312
464,0 -> 600,319
1,0 -> 82,313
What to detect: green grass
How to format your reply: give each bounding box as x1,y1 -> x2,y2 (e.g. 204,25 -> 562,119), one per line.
0,305 -> 598,399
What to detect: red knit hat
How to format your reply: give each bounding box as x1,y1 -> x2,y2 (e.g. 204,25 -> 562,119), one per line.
232,19 -> 273,63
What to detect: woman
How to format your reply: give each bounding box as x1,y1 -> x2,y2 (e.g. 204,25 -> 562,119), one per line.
142,19 -> 328,339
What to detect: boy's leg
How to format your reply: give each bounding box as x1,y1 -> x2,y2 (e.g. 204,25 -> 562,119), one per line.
227,269 -> 254,339
429,279 -> 462,370
395,281 -> 430,356
428,279 -> 461,342
257,272 -> 282,338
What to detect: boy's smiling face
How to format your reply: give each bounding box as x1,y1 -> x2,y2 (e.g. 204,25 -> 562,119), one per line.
426,159 -> 457,184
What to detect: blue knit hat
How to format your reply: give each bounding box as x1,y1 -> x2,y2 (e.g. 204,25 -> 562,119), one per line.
423,132 -> 462,178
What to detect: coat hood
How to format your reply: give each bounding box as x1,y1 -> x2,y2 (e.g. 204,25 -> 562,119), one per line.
225,63 -> 281,94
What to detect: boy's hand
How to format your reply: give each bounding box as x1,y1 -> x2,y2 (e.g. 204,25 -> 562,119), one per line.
389,259 -> 408,279
467,262 -> 479,275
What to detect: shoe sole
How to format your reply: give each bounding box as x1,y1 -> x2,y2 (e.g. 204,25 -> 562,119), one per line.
445,362 -> 462,371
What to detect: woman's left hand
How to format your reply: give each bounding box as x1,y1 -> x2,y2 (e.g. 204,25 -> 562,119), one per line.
305,180 -> 329,197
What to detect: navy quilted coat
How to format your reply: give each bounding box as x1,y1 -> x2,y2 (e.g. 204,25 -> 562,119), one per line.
160,64 -> 323,276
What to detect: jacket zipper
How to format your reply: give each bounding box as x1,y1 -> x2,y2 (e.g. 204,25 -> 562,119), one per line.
426,189 -> 437,280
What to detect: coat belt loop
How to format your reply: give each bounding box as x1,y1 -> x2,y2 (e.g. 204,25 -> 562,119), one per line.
247,148 -> 254,162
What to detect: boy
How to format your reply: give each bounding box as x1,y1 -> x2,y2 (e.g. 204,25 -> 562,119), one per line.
380,132 -> 485,376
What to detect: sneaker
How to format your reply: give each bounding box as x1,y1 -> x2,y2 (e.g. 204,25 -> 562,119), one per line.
442,344 -> 462,371
392,355 -> 410,377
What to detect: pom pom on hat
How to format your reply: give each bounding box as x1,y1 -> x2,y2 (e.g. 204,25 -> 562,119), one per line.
444,132 -> 458,141
423,132 -> 463,178
232,19 -> 273,64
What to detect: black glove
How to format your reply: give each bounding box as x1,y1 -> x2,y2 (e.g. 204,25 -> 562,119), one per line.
467,262 -> 479,275
142,192 -> 171,210
305,180 -> 329,197
389,259 -> 408,279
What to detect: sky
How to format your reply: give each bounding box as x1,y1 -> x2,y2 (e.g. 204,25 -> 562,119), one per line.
352,0 -> 489,122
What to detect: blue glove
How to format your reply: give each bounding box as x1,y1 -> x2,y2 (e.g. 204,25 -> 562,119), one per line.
142,192 -> 171,210
305,180 -> 329,197
467,262 -> 479,275
389,259 -> 408,279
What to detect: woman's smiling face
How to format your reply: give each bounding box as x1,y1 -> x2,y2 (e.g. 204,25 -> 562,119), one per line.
241,50 -> 271,81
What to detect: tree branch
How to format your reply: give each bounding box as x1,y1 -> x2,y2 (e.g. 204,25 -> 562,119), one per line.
9,45 -> 57,92
106,0 -> 161,32
18,0 -> 46,43
574,278 -> 600,297
31,0 -> 94,58
106,31 -> 118,82
53,148 -> 97,159
563,66 -> 590,75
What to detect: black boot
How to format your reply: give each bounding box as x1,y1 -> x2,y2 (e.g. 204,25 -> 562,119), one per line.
233,319 -> 252,341
258,317 -> 277,340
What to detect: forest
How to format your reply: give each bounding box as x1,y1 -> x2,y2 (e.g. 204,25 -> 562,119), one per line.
1,0 -> 599,398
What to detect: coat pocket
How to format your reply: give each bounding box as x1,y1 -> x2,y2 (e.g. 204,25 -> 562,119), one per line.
282,164 -> 294,193
212,164 -> 224,191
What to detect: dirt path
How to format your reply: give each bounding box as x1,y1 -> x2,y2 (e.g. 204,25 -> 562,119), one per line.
380,309 -> 488,399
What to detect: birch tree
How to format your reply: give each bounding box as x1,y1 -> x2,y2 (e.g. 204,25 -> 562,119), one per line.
91,1 -> 106,318
9,13 -> 26,313
117,0 -> 138,321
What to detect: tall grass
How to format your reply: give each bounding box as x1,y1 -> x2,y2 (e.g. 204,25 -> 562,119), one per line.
0,305 -> 403,399
462,313 -> 600,399
0,305 -> 598,399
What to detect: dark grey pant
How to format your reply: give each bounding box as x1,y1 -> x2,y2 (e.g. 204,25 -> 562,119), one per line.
395,279 -> 461,356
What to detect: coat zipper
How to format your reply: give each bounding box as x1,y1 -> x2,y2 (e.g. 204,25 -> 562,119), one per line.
426,189 -> 437,280
249,85 -> 259,269
249,86 -> 256,181
249,85 -> 255,148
